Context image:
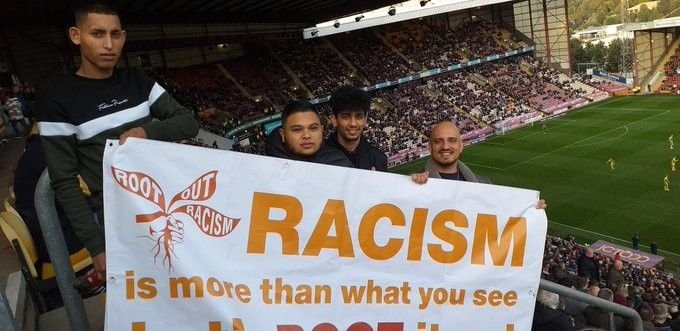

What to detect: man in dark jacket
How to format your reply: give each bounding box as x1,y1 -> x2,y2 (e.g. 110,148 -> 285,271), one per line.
13,134 -> 84,264
266,100 -> 351,167
577,247 -> 600,284
583,288 -> 625,330
532,290 -> 576,331
325,86 -> 387,171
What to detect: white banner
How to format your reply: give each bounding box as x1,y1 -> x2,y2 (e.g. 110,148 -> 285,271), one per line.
102,139 -> 547,331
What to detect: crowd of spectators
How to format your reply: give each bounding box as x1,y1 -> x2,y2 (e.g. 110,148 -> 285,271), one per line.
148,65 -> 265,136
314,102 -> 426,158
270,39 -> 358,98
380,21 -> 463,70
426,71 -> 535,126
222,44 -> 302,110
130,23 -> 623,166
376,82 -> 482,137
538,235 -> 680,331
1,73 -> 36,142
330,30 -> 412,84
661,45 -> 680,94
472,57 -> 583,112
434,20 -> 524,60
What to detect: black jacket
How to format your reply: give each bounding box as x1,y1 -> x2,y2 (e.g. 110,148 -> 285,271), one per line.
576,253 -> 600,283
325,131 -> 388,171
13,138 -> 84,263
265,128 -> 353,167
532,302 -> 577,331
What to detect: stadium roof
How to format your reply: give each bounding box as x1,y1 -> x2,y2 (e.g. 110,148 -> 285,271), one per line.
306,0 -> 516,38
1,0 -> 406,27
624,16 -> 680,31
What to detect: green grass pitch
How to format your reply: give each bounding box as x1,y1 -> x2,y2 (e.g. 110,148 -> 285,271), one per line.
391,96 -> 680,260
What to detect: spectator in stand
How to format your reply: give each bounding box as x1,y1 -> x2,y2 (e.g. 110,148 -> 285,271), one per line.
654,304 -> 673,330
325,86 -> 387,171
3,90 -> 29,138
532,290 -> 577,331
576,276 -> 590,293
670,305 -> 680,331
35,3 -> 199,283
608,259 -> 626,291
13,130 -> 85,264
638,303 -> 657,331
583,288 -> 625,330
613,285 -> 629,306
265,100 -> 351,167
420,121 -> 490,183
577,247 -> 600,284
410,121 -> 548,212
589,282 -> 601,297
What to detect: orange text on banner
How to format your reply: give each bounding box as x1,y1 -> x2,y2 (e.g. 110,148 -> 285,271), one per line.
246,192 -> 527,266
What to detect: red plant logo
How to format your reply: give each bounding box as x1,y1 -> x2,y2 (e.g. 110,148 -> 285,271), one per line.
111,167 -> 240,271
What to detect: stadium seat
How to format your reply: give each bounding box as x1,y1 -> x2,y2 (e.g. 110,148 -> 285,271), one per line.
0,211 -> 92,279
3,197 -> 20,218
0,211 -> 92,312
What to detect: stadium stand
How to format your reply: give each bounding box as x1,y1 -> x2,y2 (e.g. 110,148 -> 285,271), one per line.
270,39 -> 359,98
425,71 -> 535,126
128,20 -> 628,165
661,44 -> 680,94
379,21 -> 463,70
542,235 -> 679,330
10,1 -> 670,330
330,29 -> 412,84
221,44 -> 299,110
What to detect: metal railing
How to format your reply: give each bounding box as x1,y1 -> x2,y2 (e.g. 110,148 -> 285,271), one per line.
0,292 -> 18,331
539,279 -> 643,331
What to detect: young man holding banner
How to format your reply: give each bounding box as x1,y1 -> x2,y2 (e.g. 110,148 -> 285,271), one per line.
36,3 -> 198,283
411,121 -> 547,208
265,100 -> 352,167
423,121 -> 492,183
325,86 -> 388,171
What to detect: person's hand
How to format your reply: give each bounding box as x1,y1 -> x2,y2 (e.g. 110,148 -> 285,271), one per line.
536,199 -> 547,209
410,171 -> 429,185
119,127 -> 147,144
93,252 -> 106,280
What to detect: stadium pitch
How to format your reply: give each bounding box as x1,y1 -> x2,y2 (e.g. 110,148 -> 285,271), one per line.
392,96 -> 680,260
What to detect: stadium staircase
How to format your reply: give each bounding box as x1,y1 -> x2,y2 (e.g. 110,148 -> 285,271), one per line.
264,44 -> 315,99
470,73 -> 489,86
519,60 -> 534,75
372,30 -> 417,71
425,84 -> 492,130
216,64 -> 256,101
499,21 -> 535,48
323,39 -> 371,86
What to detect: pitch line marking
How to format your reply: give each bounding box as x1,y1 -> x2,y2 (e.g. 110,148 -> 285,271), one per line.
504,110 -> 669,170
565,126 -> 629,149
464,162 -> 506,170
594,107 -> 665,111
485,120 -> 577,146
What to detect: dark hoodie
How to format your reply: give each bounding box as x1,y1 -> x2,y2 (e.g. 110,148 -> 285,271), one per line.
325,131 -> 388,171
265,128 -> 353,167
